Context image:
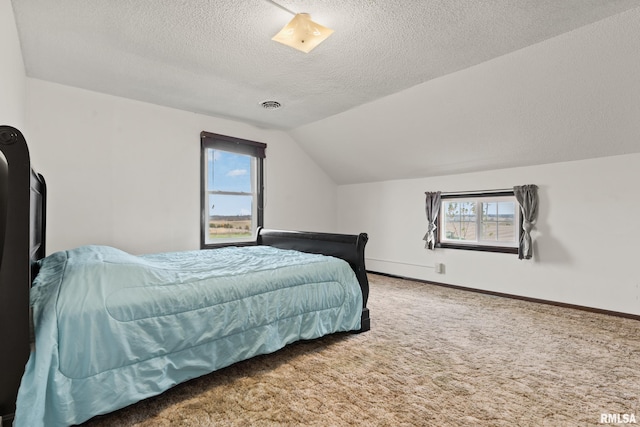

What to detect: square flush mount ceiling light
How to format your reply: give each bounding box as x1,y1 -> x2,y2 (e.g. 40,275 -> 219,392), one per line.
272,13 -> 334,53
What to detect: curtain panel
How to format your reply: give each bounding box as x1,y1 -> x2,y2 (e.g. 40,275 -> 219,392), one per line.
423,191 -> 442,250
513,185 -> 539,260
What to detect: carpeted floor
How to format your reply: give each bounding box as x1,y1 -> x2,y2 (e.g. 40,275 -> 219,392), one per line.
83,274 -> 640,426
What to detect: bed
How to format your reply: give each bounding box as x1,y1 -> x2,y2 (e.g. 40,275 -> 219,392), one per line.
0,126 -> 370,427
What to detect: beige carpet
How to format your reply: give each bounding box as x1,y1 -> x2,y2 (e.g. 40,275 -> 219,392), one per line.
83,274 -> 640,426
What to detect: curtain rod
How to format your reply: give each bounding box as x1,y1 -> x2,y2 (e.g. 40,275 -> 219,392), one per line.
439,188 -> 514,196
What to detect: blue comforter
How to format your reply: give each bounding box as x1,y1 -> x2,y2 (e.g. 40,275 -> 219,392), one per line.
14,245 -> 362,426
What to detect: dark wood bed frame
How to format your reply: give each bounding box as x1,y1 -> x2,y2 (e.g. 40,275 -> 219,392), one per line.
0,125 -> 370,426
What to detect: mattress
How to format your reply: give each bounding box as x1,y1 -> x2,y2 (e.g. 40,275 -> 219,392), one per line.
14,245 -> 362,426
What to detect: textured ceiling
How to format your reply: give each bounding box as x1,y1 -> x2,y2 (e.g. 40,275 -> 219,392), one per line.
12,0 -> 640,131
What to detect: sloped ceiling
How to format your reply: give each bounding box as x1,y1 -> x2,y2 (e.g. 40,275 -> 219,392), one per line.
292,6 -> 640,184
11,0 -> 640,183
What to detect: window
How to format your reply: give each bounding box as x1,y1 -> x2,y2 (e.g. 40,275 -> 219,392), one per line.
438,191 -> 520,254
200,132 -> 266,248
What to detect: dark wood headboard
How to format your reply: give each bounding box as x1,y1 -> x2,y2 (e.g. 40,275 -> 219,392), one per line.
257,228 -> 369,306
0,126 -> 46,425
257,227 -> 370,332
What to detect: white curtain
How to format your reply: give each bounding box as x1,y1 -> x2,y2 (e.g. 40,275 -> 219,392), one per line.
423,191 -> 441,250
513,185 -> 539,260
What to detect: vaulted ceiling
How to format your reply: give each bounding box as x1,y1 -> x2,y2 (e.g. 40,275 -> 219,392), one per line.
11,1 -> 640,183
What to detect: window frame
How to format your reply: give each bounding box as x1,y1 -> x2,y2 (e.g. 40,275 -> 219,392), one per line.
200,131 -> 266,249
437,190 -> 521,254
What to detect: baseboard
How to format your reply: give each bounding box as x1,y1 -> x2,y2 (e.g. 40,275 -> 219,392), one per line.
368,270 -> 640,322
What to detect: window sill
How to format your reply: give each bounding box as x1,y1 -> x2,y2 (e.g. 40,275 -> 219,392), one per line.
436,243 -> 518,254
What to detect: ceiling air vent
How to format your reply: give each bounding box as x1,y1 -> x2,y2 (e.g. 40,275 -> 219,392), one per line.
260,100 -> 282,110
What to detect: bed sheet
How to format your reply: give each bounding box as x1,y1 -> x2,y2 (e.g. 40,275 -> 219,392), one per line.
14,245 -> 362,426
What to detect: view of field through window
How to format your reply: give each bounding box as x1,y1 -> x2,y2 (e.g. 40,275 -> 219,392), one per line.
443,200 -> 517,245
206,149 -> 254,240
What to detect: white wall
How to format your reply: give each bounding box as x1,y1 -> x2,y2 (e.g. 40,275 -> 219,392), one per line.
338,153 -> 640,315
0,0 -> 26,129
25,78 -> 337,255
